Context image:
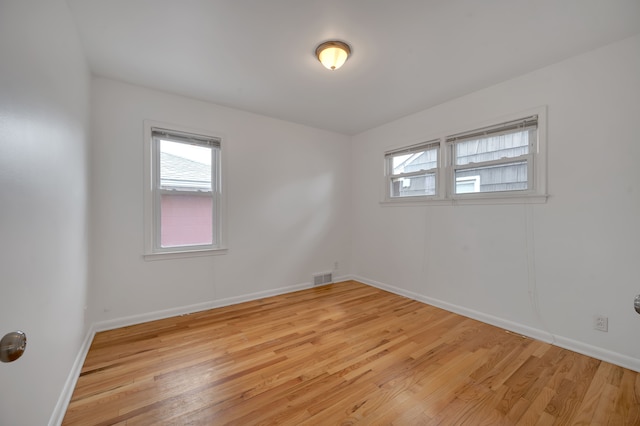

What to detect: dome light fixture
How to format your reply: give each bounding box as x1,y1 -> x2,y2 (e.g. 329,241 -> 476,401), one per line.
315,40 -> 351,71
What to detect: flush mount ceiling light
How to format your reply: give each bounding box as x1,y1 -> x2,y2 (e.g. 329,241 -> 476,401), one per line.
315,40 -> 351,71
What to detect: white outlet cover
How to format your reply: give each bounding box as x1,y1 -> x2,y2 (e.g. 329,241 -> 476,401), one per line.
594,315 -> 608,332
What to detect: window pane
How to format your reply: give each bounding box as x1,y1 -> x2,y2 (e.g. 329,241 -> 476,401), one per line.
392,148 -> 437,174
455,130 -> 530,166
391,173 -> 436,197
454,161 -> 528,194
160,193 -> 213,247
160,140 -> 212,190
158,139 -> 214,248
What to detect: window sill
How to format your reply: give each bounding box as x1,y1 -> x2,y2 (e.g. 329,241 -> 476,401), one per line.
144,247 -> 228,261
380,194 -> 548,207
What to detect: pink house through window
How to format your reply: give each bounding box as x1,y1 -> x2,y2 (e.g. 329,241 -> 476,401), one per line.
159,147 -> 213,248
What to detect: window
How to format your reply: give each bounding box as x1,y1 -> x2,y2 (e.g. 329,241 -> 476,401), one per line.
382,109 -> 547,204
385,141 -> 439,199
144,123 -> 225,258
448,116 -> 537,196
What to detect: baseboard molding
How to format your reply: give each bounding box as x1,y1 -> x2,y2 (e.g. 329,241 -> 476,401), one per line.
50,274 -> 640,426
353,274 -> 640,373
552,335 -> 640,373
354,275 -> 554,344
93,280 -> 319,332
50,279 -> 323,425
48,324 -> 96,426
331,274 -> 351,284
92,276 -> 356,333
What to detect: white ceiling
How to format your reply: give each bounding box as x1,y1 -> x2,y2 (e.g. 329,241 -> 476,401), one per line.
67,0 -> 640,135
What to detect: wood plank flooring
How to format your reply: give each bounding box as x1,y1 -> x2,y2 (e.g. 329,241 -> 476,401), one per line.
63,281 -> 640,425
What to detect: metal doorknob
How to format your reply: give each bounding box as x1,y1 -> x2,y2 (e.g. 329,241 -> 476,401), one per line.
0,331 -> 27,363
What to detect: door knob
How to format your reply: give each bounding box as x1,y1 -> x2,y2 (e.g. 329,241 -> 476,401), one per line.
0,331 -> 27,363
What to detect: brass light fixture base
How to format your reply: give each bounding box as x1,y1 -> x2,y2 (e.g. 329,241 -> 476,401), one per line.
315,40 -> 351,70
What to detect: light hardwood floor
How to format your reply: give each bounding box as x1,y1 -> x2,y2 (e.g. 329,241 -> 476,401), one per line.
63,281 -> 640,425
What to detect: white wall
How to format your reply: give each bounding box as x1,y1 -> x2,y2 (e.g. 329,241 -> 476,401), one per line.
351,35 -> 640,369
0,7 -> 634,422
0,1 -> 91,425
89,78 -> 351,325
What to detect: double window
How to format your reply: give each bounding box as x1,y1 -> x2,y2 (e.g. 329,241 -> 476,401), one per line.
384,111 -> 546,203
144,123 -> 225,258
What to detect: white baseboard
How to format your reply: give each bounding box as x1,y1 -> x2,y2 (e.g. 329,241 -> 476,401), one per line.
48,324 -> 96,426
353,275 -> 555,344
92,275 -> 354,333
353,275 -> 640,373
552,335 -> 640,373
51,274 -> 640,426
93,281 -> 317,332
49,279 -> 321,425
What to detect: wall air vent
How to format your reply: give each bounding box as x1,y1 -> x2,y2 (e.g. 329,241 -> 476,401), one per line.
313,272 -> 333,286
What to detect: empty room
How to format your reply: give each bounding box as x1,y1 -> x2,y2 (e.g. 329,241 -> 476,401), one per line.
1,0 -> 640,424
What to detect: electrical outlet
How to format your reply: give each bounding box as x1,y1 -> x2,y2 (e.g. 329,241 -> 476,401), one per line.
334,261 -> 339,270
594,315 -> 608,332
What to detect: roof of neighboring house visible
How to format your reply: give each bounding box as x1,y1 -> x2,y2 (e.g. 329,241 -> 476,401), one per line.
160,152 -> 211,190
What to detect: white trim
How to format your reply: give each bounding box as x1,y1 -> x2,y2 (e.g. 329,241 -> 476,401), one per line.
449,133 -> 534,196
352,274 -> 640,373
384,139 -> 440,157
48,277 -> 345,424
384,143 -> 440,201
143,120 -> 227,258
152,132 -> 218,252
446,115 -> 538,143
552,335 -> 640,373
381,106 -> 548,205
150,127 -> 221,147
143,247 -> 228,261
92,280 -> 321,333
47,273 -> 640,425
93,274 -> 349,333
48,325 -> 96,426
381,194 -> 548,207
354,275 -> 553,343
48,274 -> 353,424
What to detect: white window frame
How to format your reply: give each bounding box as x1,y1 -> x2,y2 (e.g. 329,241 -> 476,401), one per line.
143,121 -> 227,260
448,115 -> 537,200
381,107 -> 548,206
384,140 -> 440,202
